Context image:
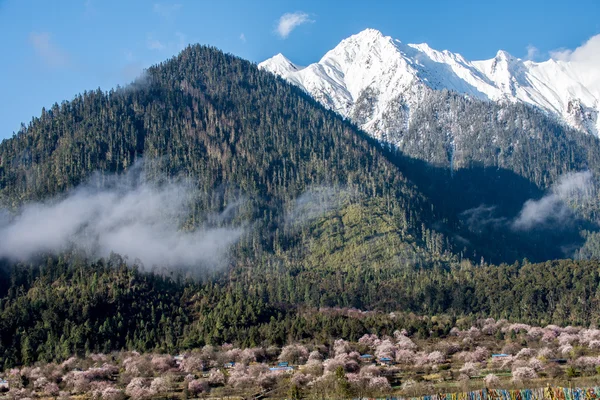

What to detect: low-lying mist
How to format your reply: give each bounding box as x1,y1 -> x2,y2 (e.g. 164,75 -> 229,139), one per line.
0,161 -> 245,270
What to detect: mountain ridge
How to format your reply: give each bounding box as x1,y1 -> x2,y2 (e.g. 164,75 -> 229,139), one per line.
259,28 -> 600,137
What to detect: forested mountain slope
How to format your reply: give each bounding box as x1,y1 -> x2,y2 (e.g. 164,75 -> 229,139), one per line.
1,45 -> 600,368
0,45 -> 453,262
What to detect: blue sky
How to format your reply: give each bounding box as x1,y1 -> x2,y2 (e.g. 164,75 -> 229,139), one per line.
1,0 -> 599,140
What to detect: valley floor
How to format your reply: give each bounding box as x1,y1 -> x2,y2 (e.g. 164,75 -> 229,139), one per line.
3,319 -> 600,399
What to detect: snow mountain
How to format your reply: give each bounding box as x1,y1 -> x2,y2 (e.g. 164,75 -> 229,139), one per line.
259,28 -> 600,139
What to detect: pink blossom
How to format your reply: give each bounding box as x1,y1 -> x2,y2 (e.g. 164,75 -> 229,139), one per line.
188,379 -> 209,395
83,364 -> 118,380
515,348 -> 536,359
34,377 -> 59,396
89,382 -> 125,400
490,355 -> 515,370
123,356 -> 153,377
413,352 -> 430,366
501,343 -> 520,355
427,351 -> 445,365
179,354 -> 204,373
396,334 -> 418,351
395,349 -> 415,364
150,355 -> 175,372
528,358 -> 544,371
323,358 -> 345,373
482,323 -> 499,335
333,339 -> 350,356
459,362 -> 480,377
33,377 -> 49,390
359,334 -> 380,349
558,333 -> 579,346
574,356 -> 600,369
149,377 -> 170,393
359,365 -> 380,377
291,372 -> 311,387
208,369 -> 225,385
537,347 -> 554,359
564,326 -> 581,334
90,353 -> 109,363
61,357 -> 80,371
227,364 -> 254,389
308,350 -> 323,361
484,374 -> 500,388
96,387 -> 125,400
63,371 -> 91,393
580,329 -> 600,345
512,366 -> 538,383
303,359 -> 324,376
527,327 -> 544,340
248,363 -> 270,377
559,344 -> 574,356
545,325 -> 562,333
466,327 -> 481,339
279,344 -> 309,364
239,348 -> 260,364
457,346 -> 490,362
541,330 -> 558,343
368,376 -> 391,391
6,388 -> 32,400
375,339 -> 397,360
125,378 -> 155,400
257,372 -> 279,390
345,372 -> 363,386
505,323 -> 531,334
201,345 -> 217,362
221,343 -> 234,351
225,348 -> 242,363
450,327 -> 461,336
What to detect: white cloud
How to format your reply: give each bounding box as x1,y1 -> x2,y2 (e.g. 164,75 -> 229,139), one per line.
240,33 -> 246,43
512,171 -> 594,230
525,44 -> 539,60
550,34 -> 600,89
275,11 -> 313,39
550,34 -> 600,63
153,2 -> 182,20
29,32 -> 70,68
0,160 -> 245,270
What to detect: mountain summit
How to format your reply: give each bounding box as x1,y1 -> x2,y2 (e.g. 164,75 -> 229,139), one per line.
259,28 -> 600,137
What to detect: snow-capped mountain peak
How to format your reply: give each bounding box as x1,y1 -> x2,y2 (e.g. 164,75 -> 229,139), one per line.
259,28 -> 600,137
258,53 -> 301,77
